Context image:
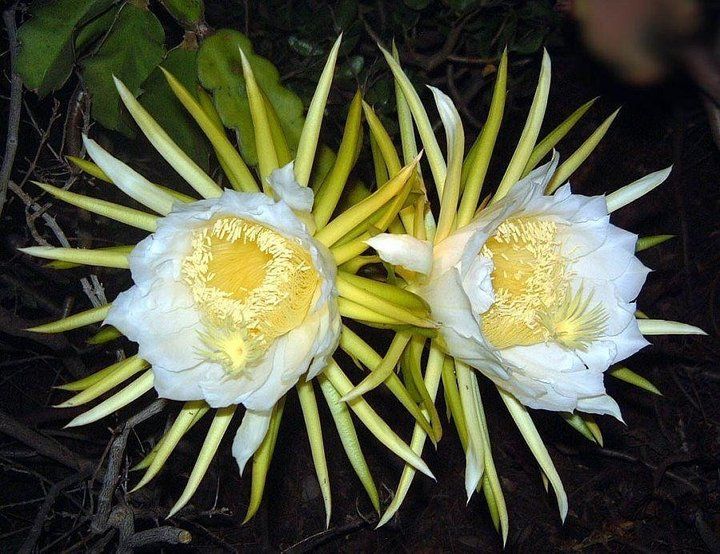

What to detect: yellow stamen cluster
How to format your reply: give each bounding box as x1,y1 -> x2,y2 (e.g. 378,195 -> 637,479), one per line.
480,216 -> 606,351
182,217 -> 320,374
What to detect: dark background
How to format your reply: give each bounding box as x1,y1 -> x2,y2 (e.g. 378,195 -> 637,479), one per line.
0,1 -> 718,551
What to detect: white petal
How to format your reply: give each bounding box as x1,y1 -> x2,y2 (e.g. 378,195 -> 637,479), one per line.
558,216 -> 609,259
231,409 -> 272,475
199,355 -> 275,408
105,284 -> 204,375
611,317 -> 650,363
267,162 -> 314,212
461,254 -> 494,316
575,339 -> 617,373
430,226 -> 479,277
366,233 -> 433,275
306,304 -> 341,379
576,394 -> 623,421
423,268 -> 479,342
512,151 -> 560,199
152,362 -> 222,401
612,256 -> 651,302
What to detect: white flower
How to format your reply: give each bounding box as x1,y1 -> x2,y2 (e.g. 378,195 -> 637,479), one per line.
372,157 -> 652,419
106,186 -> 340,467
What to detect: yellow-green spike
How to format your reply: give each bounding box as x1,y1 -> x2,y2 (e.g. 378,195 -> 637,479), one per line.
610,366 -> 662,395
338,272 -> 429,313
637,319 -> 706,335
195,87 -> 242,190
244,398 -> 285,523
323,359 -> 434,479
131,400 -> 209,492
294,35 -> 342,187
561,412 -> 597,443
56,355 -> 148,407
499,388 -> 568,521
113,76 -> 222,199
403,335 -> 442,443
318,374 -> 380,513
330,172 -> 416,266
369,133 -> 389,188
162,69 -> 259,193
376,343 -> 444,527
65,370 -> 154,428
524,96 -> 597,175
57,355 -> 136,392
362,101 -> 402,176
546,108 -> 619,193
67,155 -> 111,182
314,92 -> 364,228
238,49 -> 279,186
379,45 -> 446,195
476,386 -> 508,545
167,405 -> 237,518
315,157 -> 419,248
27,304 -> 111,333
392,42 -> 420,167
341,331 -> 411,402
606,167 -> 672,212
493,50 -> 551,203
339,326 -> 436,441
83,136 -> 177,215
262,92 -> 292,166
45,246 -> 133,270
337,297 -> 407,326
455,362 -> 486,497
441,358 -> 468,446
20,246 -> 130,269
338,255 -> 381,275
196,87 -> 225,132
457,50 -> 507,228
636,234 -> 674,252
34,181 -> 158,232
133,405 -> 207,471
297,378 -> 331,528
336,277 -> 434,329
87,326 -> 122,345
584,416 -> 604,447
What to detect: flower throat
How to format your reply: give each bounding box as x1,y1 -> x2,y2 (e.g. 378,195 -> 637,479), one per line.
480,216 -> 607,351
181,217 -> 320,374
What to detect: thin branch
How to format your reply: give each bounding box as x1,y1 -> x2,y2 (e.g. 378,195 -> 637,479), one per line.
0,3 -> 22,217
0,409 -> 94,473
91,399 -> 167,535
19,472 -> 90,554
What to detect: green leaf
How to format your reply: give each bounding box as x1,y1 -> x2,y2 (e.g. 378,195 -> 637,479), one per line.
16,0 -> 115,96
158,0 -> 204,27
139,45 -> 210,168
74,5 -> 120,55
81,3 -> 165,133
197,29 -> 305,166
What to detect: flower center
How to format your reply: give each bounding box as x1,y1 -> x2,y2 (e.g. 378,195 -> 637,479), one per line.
479,216 -> 607,351
182,217 -> 320,374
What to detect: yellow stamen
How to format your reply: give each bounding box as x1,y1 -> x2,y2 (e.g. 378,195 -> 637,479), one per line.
181,217 -> 320,374
480,216 -> 607,350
